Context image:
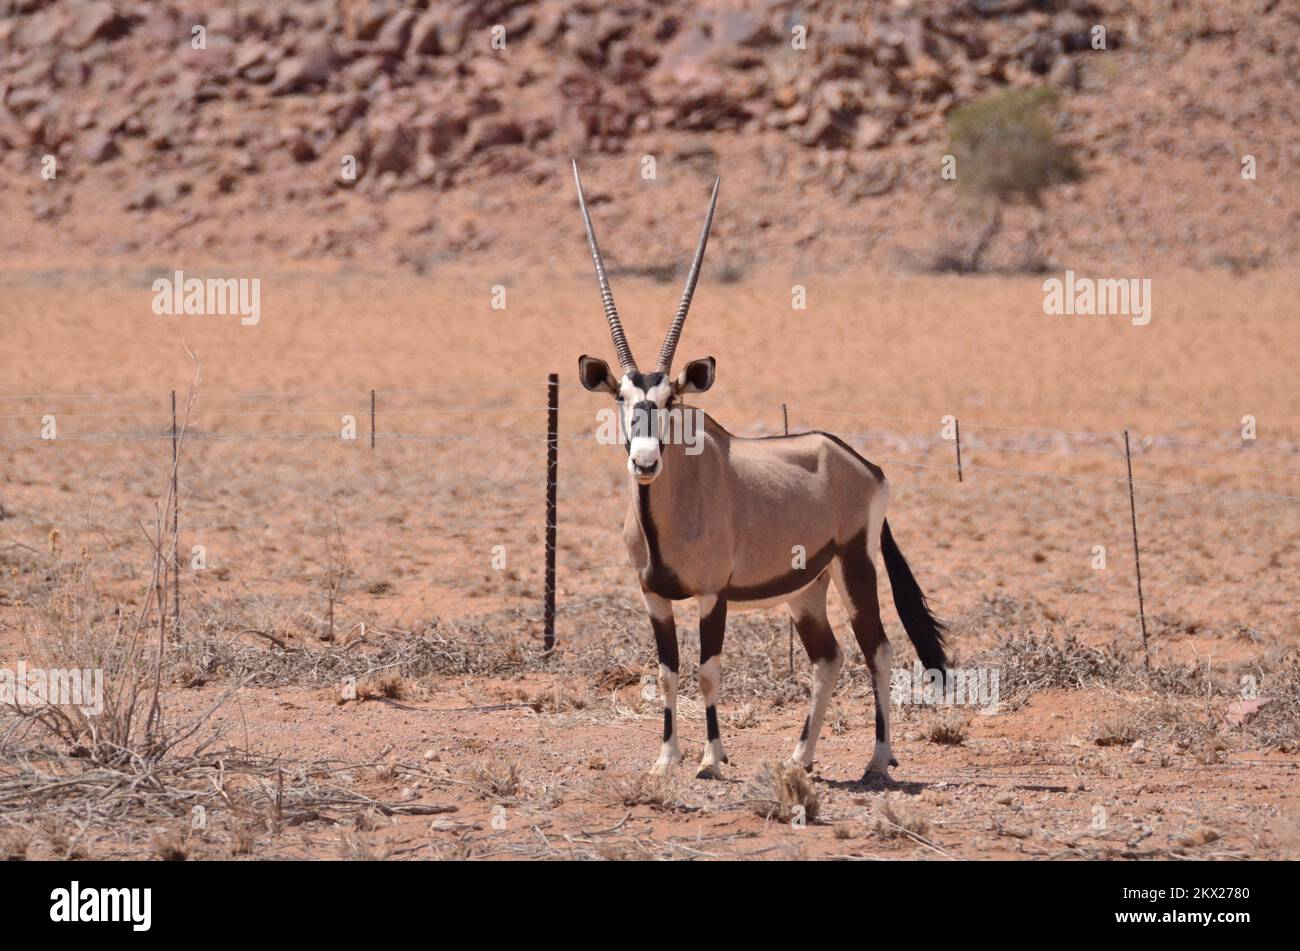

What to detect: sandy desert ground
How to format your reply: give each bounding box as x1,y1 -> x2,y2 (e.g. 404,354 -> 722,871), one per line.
1,261 -> 1297,859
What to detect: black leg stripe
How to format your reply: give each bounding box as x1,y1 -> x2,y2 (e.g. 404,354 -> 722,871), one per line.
706,705 -> 720,741
663,708 -> 674,742
650,614 -> 679,674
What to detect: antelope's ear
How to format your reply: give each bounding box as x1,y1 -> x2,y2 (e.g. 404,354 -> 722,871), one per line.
578,354 -> 619,395
674,356 -> 715,395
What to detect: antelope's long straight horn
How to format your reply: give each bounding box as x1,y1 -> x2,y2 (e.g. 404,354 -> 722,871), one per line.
572,160 -> 637,374
657,175 -> 720,374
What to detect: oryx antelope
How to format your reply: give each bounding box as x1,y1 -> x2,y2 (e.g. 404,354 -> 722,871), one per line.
572,162 -> 947,782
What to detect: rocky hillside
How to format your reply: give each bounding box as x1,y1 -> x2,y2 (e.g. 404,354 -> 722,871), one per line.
2,0 -> 1296,274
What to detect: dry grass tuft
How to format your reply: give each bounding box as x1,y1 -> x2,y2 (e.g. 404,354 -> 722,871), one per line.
1178,826 -> 1223,849
1090,714 -> 1141,747
0,829 -> 32,861
357,672 -> 408,701
465,759 -> 521,800
747,760 -> 819,824
872,798 -> 930,840
510,683 -> 588,713
593,664 -> 641,690
149,829 -> 189,861
599,772 -> 686,813
925,711 -> 969,745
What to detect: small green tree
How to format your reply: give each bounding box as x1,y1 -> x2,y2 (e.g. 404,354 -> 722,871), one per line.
946,87 -> 1082,271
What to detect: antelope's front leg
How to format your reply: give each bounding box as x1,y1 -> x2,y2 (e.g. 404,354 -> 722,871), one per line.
644,591 -> 682,775
696,595 -> 729,780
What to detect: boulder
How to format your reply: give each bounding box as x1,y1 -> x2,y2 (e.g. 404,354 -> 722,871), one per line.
464,115 -> 524,154
65,1 -> 132,50
367,120 -> 416,174
270,39 -> 339,95
375,8 -> 417,55
83,129 -> 119,162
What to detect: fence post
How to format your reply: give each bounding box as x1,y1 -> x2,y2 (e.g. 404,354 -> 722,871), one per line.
171,389 -> 180,633
544,373 -> 559,654
955,417 -> 963,482
783,402 -> 793,678
1123,430 -> 1150,668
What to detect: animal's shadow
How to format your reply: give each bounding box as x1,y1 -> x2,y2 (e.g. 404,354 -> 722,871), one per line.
816,774 -> 929,796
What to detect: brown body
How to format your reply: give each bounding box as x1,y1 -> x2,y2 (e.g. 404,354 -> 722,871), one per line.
624,413 -> 887,607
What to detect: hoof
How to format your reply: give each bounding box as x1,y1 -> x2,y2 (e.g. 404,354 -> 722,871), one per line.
861,762 -> 893,783
889,757 -> 899,767
695,762 -> 725,781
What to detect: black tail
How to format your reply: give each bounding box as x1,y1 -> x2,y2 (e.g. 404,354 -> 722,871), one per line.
880,519 -> 948,674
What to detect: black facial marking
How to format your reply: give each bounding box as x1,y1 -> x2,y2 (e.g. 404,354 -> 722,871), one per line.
627,371 -> 667,392
630,400 -> 658,441
706,705 -> 720,741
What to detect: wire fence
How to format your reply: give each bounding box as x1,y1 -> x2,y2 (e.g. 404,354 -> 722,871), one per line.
2,377 -> 1297,660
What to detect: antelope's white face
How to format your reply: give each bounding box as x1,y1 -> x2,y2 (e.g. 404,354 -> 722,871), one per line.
579,356 -> 715,485
571,161 -> 719,486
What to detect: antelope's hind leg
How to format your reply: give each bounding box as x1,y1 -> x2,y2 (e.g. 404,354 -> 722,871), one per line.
834,537 -> 896,780
695,595 -> 729,780
788,574 -> 843,771
644,591 -> 683,775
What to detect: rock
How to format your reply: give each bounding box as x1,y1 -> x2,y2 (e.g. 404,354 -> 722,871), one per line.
289,132 -> 317,162
65,1 -> 132,50
409,9 -> 444,55
269,39 -> 339,95
125,179 -> 190,212
52,52 -> 90,88
854,117 -> 890,149
715,9 -> 776,48
15,9 -> 63,47
350,1 -> 401,41
375,8 -> 416,55
176,73 -> 224,104
212,165 -> 240,193
206,9 -> 241,39
326,93 -> 368,134
533,1 -> 567,46
149,115 -> 187,150
243,61 -> 278,84
1055,12 -> 1092,52
421,114 -> 468,157
1049,55 -> 1082,90
464,115 -> 524,154
83,130 -> 118,163
435,5 -> 473,54
367,120 -> 416,174
234,40 -> 274,76
799,106 -> 853,148
1225,698 -> 1268,726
